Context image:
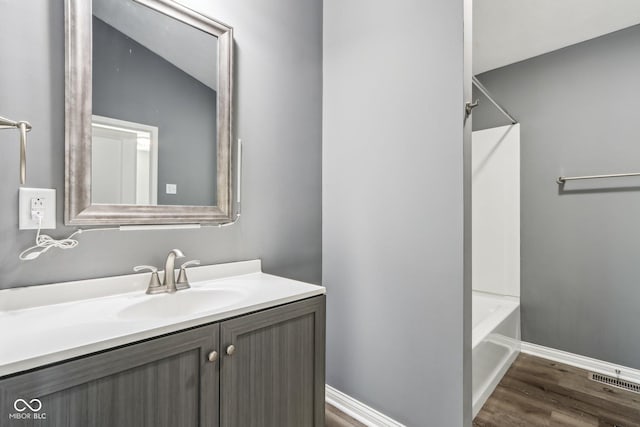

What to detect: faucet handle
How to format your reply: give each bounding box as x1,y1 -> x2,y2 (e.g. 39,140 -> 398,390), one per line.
134,265 -> 157,273
180,260 -> 201,269
134,265 -> 163,294
176,260 -> 200,290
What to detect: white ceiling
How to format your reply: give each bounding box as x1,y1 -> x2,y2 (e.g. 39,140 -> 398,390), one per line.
94,0 -> 218,90
473,0 -> 640,74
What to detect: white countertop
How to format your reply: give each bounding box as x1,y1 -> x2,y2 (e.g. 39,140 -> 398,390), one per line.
0,260 -> 325,377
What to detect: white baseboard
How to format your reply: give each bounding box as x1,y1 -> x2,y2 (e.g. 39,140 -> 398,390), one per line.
521,341 -> 640,384
325,385 -> 406,427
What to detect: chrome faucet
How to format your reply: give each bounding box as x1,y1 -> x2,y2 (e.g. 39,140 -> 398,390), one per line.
134,249 -> 187,294
163,249 -> 185,293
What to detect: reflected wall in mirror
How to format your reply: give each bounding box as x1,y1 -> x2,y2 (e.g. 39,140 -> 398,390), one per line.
92,0 -> 217,207
65,0 -> 234,225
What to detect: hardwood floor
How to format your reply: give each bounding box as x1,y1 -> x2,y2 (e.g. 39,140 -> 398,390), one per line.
474,353 -> 640,427
325,403 -> 366,427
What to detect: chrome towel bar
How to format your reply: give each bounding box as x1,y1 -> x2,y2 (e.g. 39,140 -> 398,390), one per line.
0,115 -> 32,184
557,172 -> 640,185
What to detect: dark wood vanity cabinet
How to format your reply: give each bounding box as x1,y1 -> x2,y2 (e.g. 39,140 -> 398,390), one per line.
0,296 -> 325,427
0,324 -> 219,427
220,295 -> 325,427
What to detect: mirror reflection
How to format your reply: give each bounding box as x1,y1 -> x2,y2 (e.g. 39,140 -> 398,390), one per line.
91,0 -> 218,206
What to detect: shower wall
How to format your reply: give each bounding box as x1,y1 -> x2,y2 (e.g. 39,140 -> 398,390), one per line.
472,124 -> 520,297
473,24 -> 640,369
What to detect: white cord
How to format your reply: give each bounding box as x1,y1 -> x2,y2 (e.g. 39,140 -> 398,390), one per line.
19,215 -> 82,261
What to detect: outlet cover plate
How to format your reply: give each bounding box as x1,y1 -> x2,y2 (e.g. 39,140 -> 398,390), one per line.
19,188 -> 56,230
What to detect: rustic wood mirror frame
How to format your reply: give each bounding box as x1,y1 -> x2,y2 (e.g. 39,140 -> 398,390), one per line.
64,0 -> 234,225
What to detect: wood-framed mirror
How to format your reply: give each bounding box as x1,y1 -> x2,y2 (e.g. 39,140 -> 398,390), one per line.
64,0 -> 234,225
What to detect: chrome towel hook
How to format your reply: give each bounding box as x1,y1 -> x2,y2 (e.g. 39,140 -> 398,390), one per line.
0,115 -> 32,184
465,99 -> 479,117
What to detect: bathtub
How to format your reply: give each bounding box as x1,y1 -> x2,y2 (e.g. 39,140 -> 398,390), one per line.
472,291 -> 520,417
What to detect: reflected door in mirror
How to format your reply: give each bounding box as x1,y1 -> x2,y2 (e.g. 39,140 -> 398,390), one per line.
91,116 -> 158,205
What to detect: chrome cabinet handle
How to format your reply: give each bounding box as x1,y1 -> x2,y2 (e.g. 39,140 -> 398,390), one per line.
226,345 -> 235,356
208,350 -> 218,362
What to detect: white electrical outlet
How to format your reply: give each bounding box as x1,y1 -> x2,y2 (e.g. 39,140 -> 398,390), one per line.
19,188 -> 56,230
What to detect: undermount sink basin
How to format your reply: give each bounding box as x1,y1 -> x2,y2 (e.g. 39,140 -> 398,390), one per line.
118,288 -> 246,320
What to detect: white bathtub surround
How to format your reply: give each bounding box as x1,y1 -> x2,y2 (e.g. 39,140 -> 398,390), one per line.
471,124 -> 522,417
472,291 -> 520,418
521,342 -> 640,386
472,124 -> 520,297
471,124 -> 521,415
0,260 -> 325,376
472,292 -> 519,349
325,385 -> 406,427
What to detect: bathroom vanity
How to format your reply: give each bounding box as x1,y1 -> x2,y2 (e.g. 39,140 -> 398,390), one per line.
0,260 -> 326,427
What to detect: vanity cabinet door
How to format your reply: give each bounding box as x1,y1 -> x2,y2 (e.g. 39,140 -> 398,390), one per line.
219,296 -> 325,427
0,324 -> 220,427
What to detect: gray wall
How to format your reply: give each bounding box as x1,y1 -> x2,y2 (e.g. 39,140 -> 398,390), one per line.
0,0 -> 321,289
93,17 -> 217,207
473,24 -> 640,369
323,0 -> 468,425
